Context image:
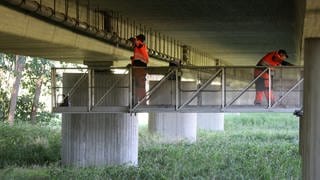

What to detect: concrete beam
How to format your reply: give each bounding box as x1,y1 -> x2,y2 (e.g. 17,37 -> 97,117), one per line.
0,5 -> 165,66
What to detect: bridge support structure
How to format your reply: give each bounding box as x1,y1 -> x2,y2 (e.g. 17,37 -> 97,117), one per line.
197,113 -> 224,131
302,38 -> 320,179
61,71 -> 138,167
148,80 -> 197,143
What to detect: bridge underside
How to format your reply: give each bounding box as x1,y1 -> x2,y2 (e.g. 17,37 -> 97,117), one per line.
0,4 -> 165,66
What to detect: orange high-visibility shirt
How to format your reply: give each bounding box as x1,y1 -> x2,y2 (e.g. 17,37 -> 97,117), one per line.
254,51 -> 284,79
133,40 -> 149,64
257,51 -> 283,67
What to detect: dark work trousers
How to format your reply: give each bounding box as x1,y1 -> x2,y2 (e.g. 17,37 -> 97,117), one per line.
254,73 -> 275,104
132,60 -> 147,104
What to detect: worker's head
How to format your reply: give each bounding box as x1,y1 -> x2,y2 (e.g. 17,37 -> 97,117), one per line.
277,49 -> 288,60
136,34 -> 146,42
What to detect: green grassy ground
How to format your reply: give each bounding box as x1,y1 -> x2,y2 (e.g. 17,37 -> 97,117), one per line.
0,113 -> 301,179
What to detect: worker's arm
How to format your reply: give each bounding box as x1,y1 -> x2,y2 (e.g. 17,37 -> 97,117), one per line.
281,61 -> 294,66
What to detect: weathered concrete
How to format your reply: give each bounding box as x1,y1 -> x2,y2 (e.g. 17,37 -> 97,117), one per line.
62,113 -> 138,167
61,72 -> 138,167
302,38 -> 320,179
148,80 -> 197,142
149,112 -> 197,143
0,4 -> 164,66
197,83 -> 224,131
197,113 -> 224,131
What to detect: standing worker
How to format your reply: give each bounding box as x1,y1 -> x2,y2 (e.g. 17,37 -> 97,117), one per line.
129,34 -> 149,104
254,49 -> 293,105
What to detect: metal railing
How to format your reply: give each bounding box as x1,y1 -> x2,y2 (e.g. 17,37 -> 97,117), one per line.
3,0 -> 217,66
51,66 -> 303,113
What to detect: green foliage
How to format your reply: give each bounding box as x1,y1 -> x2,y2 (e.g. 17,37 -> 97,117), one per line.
22,57 -> 52,95
0,53 -> 15,72
0,113 -> 301,179
0,122 -> 61,168
15,94 -> 33,122
0,54 -> 56,124
0,54 -> 15,121
0,89 -> 9,121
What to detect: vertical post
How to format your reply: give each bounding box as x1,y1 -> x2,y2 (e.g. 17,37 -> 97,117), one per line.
76,0 -> 79,23
87,0 -> 90,26
53,0 -> 56,14
129,66 -> 133,113
268,67 -> 271,108
120,15 -> 123,38
158,33 -> 161,53
154,31 -> 157,52
175,68 -> 179,111
149,28 -> 152,50
221,67 -> 225,110
91,69 -> 95,107
280,67 -> 283,96
126,18 -> 129,38
174,39 -> 176,60
88,69 -> 92,111
51,68 -> 56,108
170,37 -> 173,58
65,0 -> 69,17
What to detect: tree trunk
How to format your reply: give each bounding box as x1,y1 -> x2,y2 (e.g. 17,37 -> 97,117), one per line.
8,55 -> 26,126
30,76 -> 43,124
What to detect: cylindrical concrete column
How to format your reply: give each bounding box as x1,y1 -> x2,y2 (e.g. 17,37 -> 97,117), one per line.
148,81 -> 197,143
197,84 -> 224,131
61,114 -> 138,167
149,112 -> 197,142
302,38 -> 320,179
197,113 -> 224,131
61,72 -> 138,167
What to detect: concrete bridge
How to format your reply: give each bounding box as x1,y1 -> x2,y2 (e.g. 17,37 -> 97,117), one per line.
1,0 -> 319,179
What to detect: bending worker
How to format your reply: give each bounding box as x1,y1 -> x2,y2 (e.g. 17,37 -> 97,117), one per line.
129,34 -> 149,104
254,49 -> 293,105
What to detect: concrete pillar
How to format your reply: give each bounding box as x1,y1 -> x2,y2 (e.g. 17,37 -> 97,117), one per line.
148,81 -> 197,143
197,84 -> 224,131
61,72 -> 138,167
149,112 -> 197,142
197,113 -> 224,131
302,38 -> 320,179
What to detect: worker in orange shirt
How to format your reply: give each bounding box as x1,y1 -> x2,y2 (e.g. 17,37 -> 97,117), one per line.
254,49 -> 293,105
129,34 -> 149,104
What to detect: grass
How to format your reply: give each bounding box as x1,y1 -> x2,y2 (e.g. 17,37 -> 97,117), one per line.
0,113 -> 301,179
0,122 -> 61,168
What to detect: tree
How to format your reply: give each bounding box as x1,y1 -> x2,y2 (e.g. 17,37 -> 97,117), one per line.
26,58 -> 52,124
8,55 -> 26,125
0,54 -> 15,121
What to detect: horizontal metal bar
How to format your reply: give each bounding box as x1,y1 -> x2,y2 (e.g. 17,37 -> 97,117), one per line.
52,105 -> 299,113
